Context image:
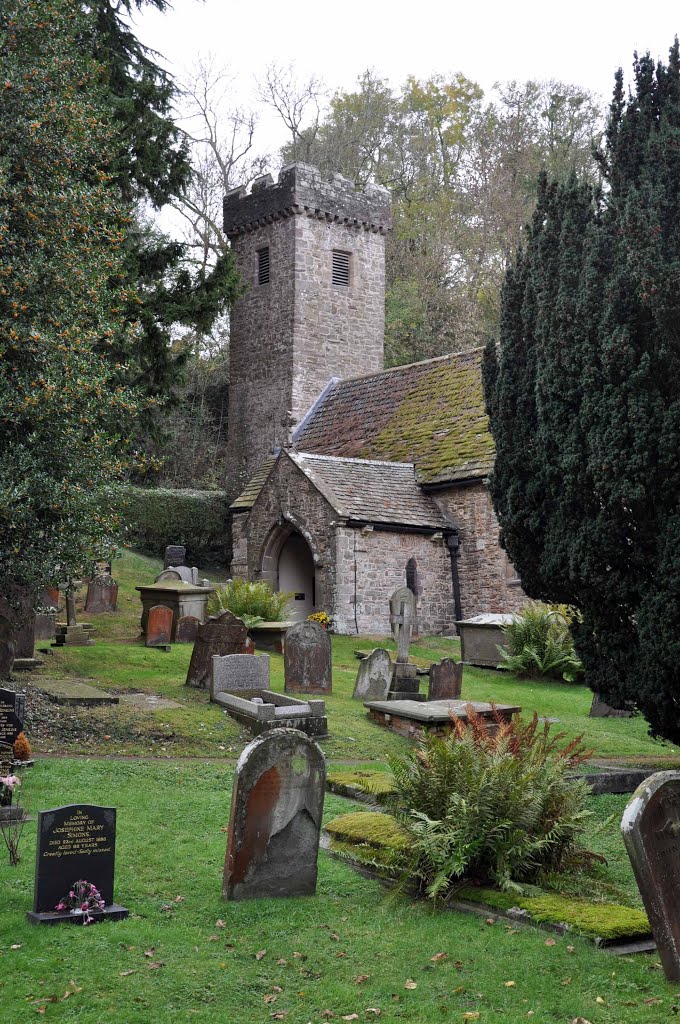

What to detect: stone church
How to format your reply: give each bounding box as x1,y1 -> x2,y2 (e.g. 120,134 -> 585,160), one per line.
223,163 -> 526,634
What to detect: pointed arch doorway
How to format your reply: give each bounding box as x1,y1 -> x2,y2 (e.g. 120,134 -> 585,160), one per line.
277,532 -> 316,621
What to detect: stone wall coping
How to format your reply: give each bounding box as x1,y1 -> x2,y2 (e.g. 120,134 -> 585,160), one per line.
363,698 -> 522,723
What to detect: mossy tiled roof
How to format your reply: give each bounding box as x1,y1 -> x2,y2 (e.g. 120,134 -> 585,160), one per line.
293,349 -> 494,484
230,455 -> 277,510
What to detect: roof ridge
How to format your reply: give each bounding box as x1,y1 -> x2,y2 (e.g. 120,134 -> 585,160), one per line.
329,346 -> 484,386
294,451 -> 416,469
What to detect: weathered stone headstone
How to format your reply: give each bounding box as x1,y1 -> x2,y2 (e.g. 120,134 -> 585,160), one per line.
0,615 -> 15,680
428,659 -> 463,701
155,566 -> 198,584
284,620 -> 331,695
164,545 -> 186,569
145,605 -> 173,648
622,771 -> 680,980
211,653 -> 271,700
185,610 -> 249,689
590,693 -> 633,718
352,648 -> 392,701
176,615 -> 200,643
35,589 -> 57,642
27,804 -> 128,924
85,575 -> 118,614
223,728 -> 326,901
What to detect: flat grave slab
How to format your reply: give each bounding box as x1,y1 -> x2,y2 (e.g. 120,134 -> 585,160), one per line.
364,697 -> 521,740
215,689 -> 328,738
119,692 -> 183,711
35,679 -> 119,706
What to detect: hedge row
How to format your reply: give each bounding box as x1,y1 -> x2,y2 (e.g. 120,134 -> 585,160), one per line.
116,486 -> 229,565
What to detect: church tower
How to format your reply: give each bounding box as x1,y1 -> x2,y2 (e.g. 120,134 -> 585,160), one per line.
223,163 -> 392,498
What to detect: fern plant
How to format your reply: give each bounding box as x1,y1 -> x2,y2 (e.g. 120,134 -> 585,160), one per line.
386,708 -> 593,900
499,603 -> 583,681
208,578 -> 293,626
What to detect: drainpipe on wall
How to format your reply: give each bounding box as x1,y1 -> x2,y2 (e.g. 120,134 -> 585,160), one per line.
446,530 -> 463,623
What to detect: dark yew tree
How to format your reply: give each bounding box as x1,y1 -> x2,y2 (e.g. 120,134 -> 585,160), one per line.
89,0 -> 241,404
484,42 -> 680,744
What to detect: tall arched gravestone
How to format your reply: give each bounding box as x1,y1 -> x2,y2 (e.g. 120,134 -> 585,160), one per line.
622,771 -> 680,980
185,610 -> 248,689
284,620 -> 331,695
223,728 -> 326,901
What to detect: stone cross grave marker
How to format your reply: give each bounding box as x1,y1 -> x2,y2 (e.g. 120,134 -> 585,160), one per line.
65,581 -> 77,627
164,545 -> 187,569
223,728 -> 326,901
145,605 -> 173,648
621,771 -> 680,980
389,586 -> 415,664
27,804 -> 129,924
284,620 -> 332,695
186,610 -> 249,689
352,648 -> 392,701
428,659 -> 463,701
211,653 -> 271,700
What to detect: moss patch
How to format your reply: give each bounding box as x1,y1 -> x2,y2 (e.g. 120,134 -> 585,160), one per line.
458,887 -> 650,941
325,811 -> 408,850
326,768 -> 396,798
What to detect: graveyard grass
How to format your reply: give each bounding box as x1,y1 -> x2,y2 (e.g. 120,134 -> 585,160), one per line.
27,549 -> 680,763
1,757 -> 675,1024
3,548 -> 679,1021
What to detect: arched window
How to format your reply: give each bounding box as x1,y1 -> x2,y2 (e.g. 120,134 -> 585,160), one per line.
406,557 -> 419,596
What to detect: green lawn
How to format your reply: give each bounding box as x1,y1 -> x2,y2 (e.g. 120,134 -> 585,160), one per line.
27,549 -> 680,764
0,758 -> 675,1024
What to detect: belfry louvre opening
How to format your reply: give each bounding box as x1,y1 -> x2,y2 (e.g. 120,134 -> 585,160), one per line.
257,247 -> 270,285
332,250 -> 350,287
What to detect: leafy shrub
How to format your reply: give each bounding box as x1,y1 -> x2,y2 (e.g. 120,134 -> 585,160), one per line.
208,578 -> 292,627
386,708 -> 593,899
499,603 -> 583,682
114,485 -> 228,565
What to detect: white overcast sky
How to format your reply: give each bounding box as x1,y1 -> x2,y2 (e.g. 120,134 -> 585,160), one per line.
134,0 -> 680,118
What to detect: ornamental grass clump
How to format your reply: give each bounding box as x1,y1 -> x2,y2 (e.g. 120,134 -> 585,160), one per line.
208,578 -> 293,628
499,603 -> 583,682
387,708 -> 593,900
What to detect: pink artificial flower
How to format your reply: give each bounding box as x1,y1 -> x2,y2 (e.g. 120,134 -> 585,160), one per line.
0,775 -> 20,790
69,891 -> 75,898
55,902 -> 67,911
80,902 -> 90,911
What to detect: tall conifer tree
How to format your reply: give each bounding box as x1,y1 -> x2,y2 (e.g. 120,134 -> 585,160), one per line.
485,42 -> 680,743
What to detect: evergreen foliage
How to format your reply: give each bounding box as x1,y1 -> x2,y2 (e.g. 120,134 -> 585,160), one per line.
89,1 -> 241,407
484,42 -> 680,742
0,0 -> 145,594
117,486 -> 228,563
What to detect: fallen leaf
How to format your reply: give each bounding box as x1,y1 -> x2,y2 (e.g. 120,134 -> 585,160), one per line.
264,994 -> 278,1004
147,962 -> 163,970
255,950 -> 267,961
207,935 -> 219,942
292,952 -> 305,959
527,1013 -> 534,1019
354,975 -> 369,985
143,948 -> 155,957
430,952 -> 448,963
644,998 -> 663,1006
10,945 -> 22,950
320,1012 -> 334,1019
404,980 -> 417,990
561,978 -> 571,986
462,1015 -> 480,1021
365,1011 -> 381,1018
544,938 -> 556,947
453,986 -> 465,994
330,932 -> 340,942
485,918 -> 495,925
160,904 -> 173,912
567,945 -> 575,953
271,1014 -> 287,1020
119,970 -> 136,977
277,959 -> 288,966
35,1009 -> 45,1015
341,1016 -> 359,1021
571,1018 -> 593,1024
595,996 -> 605,1004
504,980 -> 516,987
67,983 -> 82,994
336,952 -> 348,959
215,919 -> 226,929
219,825 -> 229,833
174,895 -> 184,903
272,986 -> 283,994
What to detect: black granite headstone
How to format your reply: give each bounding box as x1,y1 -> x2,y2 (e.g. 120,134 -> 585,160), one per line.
27,804 -> 128,925
0,687 -> 25,727
0,702 -> 22,747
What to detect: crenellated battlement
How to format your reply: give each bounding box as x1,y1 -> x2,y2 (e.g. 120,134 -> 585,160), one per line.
223,162 -> 392,238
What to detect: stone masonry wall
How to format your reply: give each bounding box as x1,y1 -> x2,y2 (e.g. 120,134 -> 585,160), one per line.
334,526 -> 453,636
431,481 -> 527,619
224,164 -> 391,502
244,453 -> 338,615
